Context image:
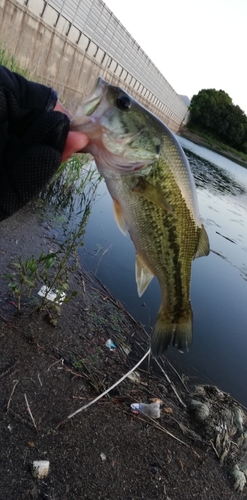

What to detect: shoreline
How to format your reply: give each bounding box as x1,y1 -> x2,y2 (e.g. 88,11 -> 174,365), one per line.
178,127 -> 247,168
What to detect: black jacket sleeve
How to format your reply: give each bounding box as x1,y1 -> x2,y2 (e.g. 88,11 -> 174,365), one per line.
0,64 -> 58,124
0,65 -> 69,221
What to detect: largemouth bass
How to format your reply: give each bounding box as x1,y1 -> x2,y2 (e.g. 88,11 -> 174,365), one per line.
71,78 -> 210,357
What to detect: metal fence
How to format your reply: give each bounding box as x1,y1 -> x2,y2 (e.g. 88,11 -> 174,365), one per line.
19,0 -> 188,125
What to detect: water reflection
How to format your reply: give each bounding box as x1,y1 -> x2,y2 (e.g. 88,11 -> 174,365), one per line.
185,148 -> 246,196
40,157 -> 101,271
41,156 -> 101,219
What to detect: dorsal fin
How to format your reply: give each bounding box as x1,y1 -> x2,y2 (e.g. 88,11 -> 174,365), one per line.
135,253 -> 154,297
194,225 -> 210,259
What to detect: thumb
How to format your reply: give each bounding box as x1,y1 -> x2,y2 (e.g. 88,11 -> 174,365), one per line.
62,131 -> 89,162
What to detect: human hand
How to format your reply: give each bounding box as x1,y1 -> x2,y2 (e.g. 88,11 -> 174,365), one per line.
0,65 -> 89,221
54,101 -> 89,162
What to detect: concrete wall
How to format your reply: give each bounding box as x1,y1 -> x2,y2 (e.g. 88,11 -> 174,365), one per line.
0,0 -> 188,131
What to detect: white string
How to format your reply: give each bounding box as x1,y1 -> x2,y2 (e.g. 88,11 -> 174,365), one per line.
67,348 -> 151,421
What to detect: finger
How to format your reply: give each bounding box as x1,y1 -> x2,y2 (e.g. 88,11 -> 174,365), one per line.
61,131 -> 89,162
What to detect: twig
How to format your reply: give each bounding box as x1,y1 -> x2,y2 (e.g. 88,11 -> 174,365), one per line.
95,245 -> 112,275
47,358 -> 64,371
78,268 -> 93,285
0,360 -> 19,379
6,380 -> 19,413
92,272 -> 151,341
24,394 -> 37,431
93,273 -> 121,304
56,348 -> 151,428
221,391 -> 247,413
8,408 -> 34,429
37,373 -> 42,386
0,314 -> 9,323
63,367 -> 86,379
131,411 -> 201,459
154,359 -> 186,408
163,356 -> 189,393
210,439 -> 220,458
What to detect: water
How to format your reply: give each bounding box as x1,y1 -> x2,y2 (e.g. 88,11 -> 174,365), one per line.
73,139 -> 247,406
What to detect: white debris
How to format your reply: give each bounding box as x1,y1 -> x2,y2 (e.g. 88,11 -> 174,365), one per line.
131,402 -> 161,419
127,371 -> 141,384
38,285 -> 66,304
120,344 -> 131,355
100,452 -> 106,462
105,339 -> 116,350
31,460 -> 50,479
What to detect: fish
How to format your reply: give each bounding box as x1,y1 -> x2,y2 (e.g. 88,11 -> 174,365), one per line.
71,77 -> 210,357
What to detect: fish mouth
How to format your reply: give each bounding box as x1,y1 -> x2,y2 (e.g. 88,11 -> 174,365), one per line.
71,77 -> 108,132
83,77 -> 107,115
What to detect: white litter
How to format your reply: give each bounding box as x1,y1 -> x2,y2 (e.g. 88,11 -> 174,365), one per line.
127,371 -> 141,384
38,286 -> 66,304
105,339 -> 116,350
131,402 -> 161,419
120,344 -> 131,355
31,460 -> 50,479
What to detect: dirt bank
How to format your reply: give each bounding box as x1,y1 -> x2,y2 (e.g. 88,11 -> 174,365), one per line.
0,201 -> 245,499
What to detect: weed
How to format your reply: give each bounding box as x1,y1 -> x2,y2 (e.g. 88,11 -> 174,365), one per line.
72,358 -> 84,370
41,156 -> 101,216
4,255 -> 39,310
3,205 -> 89,317
3,154 -> 101,320
0,43 -> 29,78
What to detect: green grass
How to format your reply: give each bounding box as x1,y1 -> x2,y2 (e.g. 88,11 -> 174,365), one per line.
186,123 -> 247,163
41,155 -> 101,216
0,43 -> 29,78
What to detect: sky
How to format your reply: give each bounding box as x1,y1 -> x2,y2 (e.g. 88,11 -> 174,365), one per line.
103,0 -> 247,114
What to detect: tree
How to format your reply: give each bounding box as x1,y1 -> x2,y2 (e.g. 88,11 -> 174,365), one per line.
189,89 -> 247,152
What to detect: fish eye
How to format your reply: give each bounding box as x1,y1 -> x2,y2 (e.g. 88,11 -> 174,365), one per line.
116,95 -> 132,111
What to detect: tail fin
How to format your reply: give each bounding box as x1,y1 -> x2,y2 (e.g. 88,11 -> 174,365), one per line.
151,306 -> 193,358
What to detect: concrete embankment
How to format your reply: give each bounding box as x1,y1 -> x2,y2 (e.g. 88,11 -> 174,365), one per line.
0,0 -> 186,132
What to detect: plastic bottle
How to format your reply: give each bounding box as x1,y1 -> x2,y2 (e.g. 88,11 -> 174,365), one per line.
131,402 -> 160,418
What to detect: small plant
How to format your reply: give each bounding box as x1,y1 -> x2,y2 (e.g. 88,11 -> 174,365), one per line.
4,255 -> 39,310
41,155 -> 101,216
0,43 -> 29,78
2,147 -> 101,319
3,204 -> 90,319
72,358 -> 84,370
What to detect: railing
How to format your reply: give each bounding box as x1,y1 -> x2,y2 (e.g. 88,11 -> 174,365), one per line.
19,0 -> 188,126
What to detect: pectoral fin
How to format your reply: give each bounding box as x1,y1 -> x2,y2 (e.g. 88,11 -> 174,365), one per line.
135,254 -> 154,297
113,199 -> 128,235
132,178 -> 173,213
194,224 -> 210,258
